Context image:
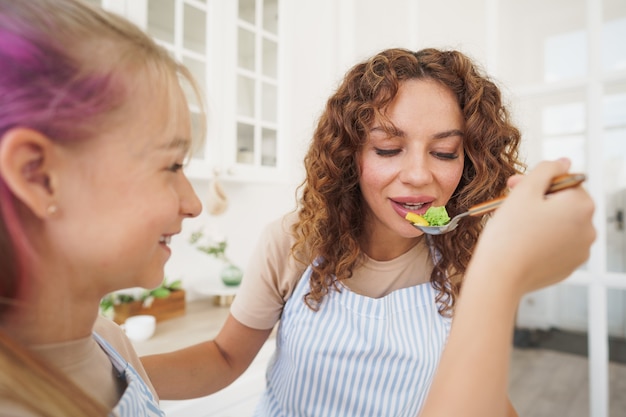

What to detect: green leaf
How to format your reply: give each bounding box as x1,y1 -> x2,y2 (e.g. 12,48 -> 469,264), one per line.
168,279 -> 183,290
117,294 -> 136,303
150,287 -> 171,298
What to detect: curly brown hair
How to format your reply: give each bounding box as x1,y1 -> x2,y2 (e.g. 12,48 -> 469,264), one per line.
292,47 -> 525,316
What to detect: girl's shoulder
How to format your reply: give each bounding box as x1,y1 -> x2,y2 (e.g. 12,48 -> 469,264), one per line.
94,316 -> 159,399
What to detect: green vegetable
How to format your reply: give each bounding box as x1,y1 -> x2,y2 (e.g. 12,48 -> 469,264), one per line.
99,277 -> 183,316
150,287 -> 171,298
423,206 -> 450,226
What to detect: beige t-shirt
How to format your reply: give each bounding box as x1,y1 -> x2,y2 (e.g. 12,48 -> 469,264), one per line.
0,315 -> 157,416
230,212 -> 435,330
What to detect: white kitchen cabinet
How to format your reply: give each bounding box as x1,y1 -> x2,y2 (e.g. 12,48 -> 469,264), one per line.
91,0 -> 287,183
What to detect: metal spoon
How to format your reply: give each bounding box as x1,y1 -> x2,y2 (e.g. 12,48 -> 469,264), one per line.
407,173 -> 587,235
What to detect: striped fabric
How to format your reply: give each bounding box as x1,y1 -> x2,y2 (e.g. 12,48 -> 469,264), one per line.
254,265 -> 451,417
92,333 -> 165,417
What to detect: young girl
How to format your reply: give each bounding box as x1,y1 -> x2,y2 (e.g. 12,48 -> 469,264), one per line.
0,0 -> 202,415
143,49 -> 595,416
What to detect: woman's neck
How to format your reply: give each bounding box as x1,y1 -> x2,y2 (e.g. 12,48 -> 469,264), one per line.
360,234 -> 424,261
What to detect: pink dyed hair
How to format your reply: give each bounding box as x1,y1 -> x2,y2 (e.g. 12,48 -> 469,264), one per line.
0,0 -> 198,309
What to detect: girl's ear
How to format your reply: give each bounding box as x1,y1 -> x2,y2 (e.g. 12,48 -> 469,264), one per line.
0,128 -> 57,218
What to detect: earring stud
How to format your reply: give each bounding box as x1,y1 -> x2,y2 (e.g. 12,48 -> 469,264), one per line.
46,204 -> 58,216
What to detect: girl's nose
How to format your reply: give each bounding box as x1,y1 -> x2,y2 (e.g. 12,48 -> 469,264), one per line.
180,175 -> 202,218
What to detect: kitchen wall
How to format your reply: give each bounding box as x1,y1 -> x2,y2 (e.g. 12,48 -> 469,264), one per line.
164,179 -> 298,298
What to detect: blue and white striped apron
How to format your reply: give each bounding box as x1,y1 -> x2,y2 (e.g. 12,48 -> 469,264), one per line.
92,332 -> 165,417
254,264 -> 452,417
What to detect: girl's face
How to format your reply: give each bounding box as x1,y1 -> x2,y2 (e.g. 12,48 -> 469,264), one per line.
49,71 -> 202,297
358,79 -> 464,253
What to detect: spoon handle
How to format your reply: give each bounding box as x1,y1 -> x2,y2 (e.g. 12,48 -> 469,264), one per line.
467,173 -> 586,217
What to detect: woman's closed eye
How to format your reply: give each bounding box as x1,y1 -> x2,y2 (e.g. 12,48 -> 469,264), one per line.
432,152 -> 459,160
374,148 -> 459,160
374,148 -> 401,157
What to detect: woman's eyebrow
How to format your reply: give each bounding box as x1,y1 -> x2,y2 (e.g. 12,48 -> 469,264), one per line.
370,126 -> 405,137
432,129 -> 464,139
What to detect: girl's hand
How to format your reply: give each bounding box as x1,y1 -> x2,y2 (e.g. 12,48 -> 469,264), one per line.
473,158 -> 596,297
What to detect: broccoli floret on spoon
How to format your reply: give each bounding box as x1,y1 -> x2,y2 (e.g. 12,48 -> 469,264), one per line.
423,206 -> 450,226
405,206 -> 450,226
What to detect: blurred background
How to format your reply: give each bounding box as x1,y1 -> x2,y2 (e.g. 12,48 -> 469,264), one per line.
89,0 -> 625,415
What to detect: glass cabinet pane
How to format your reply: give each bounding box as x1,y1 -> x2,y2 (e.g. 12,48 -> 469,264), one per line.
262,82 -> 277,123
541,101 -> 586,174
516,91 -> 587,171
147,0 -> 175,44
542,102 -> 585,136
182,56 -> 206,106
263,0 -> 278,34
603,18 -> 626,73
236,123 -> 255,164
498,0 -> 586,86
605,82 -> 626,273
543,30 -> 587,83
237,75 -> 255,118
603,0 -> 626,73
238,28 -> 256,71
263,38 -> 278,77
540,98 -> 587,172
183,5 -> 206,54
239,0 -> 256,24
261,128 -> 277,167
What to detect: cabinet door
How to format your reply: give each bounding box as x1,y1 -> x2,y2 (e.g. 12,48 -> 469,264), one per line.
232,0 -> 280,175
81,0 -> 287,183
209,0 -> 284,183
144,0 -> 285,183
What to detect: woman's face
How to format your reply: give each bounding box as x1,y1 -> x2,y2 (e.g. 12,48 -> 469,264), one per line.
358,79 -> 464,251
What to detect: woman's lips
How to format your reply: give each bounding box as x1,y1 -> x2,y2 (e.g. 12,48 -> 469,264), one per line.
390,199 -> 433,218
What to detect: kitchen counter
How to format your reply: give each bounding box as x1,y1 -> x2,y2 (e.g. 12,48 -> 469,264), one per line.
131,298 -> 232,356
130,298 -> 275,416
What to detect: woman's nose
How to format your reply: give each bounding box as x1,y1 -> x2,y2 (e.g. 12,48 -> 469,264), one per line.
399,152 -> 433,185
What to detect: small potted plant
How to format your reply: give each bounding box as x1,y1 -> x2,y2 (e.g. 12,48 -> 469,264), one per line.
189,229 -> 243,287
100,278 -> 186,324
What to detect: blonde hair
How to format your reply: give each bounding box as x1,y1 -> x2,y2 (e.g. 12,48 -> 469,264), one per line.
0,330 -> 109,416
0,0 -> 204,413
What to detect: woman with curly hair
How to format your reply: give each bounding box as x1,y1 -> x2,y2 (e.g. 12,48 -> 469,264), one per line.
144,48 -> 595,417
